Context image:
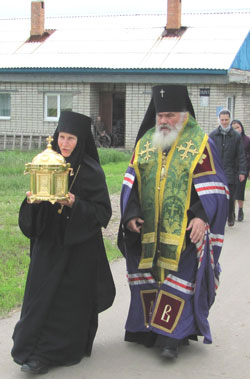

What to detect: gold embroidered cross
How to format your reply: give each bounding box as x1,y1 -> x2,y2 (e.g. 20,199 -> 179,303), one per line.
176,140 -> 198,160
138,141 -> 156,160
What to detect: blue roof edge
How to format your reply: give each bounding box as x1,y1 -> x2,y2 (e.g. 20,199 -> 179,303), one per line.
0,68 -> 228,75
230,31 -> 250,70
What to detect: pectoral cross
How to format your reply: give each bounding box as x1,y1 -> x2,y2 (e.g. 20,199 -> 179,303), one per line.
160,89 -> 165,98
160,152 -> 168,180
138,141 -> 156,161
176,140 -> 198,160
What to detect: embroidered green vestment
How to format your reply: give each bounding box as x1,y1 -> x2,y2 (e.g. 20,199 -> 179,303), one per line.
133,115 -> 208,271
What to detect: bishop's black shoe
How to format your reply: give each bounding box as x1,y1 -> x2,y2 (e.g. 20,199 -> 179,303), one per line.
161,346 -> 178,359
182,338 -> 190,346
21,360 -> 49,375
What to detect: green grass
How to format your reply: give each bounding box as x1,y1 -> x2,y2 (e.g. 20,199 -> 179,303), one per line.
1,148 -> 249,316
246,179 -> 250,190
0,148 -> 131,317
104,239 -> 122,261
99,148 -> 131,165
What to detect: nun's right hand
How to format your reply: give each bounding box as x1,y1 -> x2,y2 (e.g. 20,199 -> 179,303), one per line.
26,191 -> 41,204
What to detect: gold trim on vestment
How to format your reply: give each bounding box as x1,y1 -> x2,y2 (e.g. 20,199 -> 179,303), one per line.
134,115 -> 208,272
160,233 -> 180,245
142,233 -> 156,244
150,290 -> 185,333
140,289 -> 158,327
193,141 -> 216,178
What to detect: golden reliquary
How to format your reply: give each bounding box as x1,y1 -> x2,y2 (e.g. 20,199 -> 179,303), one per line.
24,136 -> 73,204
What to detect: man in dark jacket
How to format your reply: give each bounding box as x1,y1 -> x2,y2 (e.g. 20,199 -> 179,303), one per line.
209,109 -> 246,226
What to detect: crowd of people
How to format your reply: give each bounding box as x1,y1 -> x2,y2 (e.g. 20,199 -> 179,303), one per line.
11,85 -> 249,374
209,110 -> 248,226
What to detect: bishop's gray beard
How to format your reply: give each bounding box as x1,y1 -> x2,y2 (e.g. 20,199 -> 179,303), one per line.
152,112 -> 187,151
152,128 -> 179,150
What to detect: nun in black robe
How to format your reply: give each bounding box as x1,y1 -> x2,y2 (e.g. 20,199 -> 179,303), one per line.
11,111 -> 115,374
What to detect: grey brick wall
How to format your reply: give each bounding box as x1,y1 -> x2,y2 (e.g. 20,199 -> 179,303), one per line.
0,80 -> 249,151
0,81 -> 92,137
124,82 -> 250,149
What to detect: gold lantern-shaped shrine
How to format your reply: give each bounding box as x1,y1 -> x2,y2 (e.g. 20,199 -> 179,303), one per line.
24,136 -> 72,204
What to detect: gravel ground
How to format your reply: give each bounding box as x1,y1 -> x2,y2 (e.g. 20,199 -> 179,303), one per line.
2,191 -> 250,379
102,193 -> 120,243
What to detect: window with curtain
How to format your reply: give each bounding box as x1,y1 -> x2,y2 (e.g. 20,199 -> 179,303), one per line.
0,93 -> 11,118
44,93 -> 73,121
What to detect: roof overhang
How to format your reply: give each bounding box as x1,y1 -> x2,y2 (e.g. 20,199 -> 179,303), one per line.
0,67 -> 231,84
0,67 -> 228,75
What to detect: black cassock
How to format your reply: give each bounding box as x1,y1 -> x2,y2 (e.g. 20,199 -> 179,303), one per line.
11,155 -> 115,366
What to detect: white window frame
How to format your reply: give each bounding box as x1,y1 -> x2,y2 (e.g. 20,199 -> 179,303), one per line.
44,93 -> 73,121
44,93 -> 60,121
0,92 -> 11,120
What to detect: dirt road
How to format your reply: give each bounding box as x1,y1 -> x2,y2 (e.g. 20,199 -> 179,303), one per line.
1,193 -> 250,379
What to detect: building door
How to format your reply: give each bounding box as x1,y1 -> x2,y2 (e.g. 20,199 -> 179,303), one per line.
112,92 -> 125,147
99,91 -> 125,147
99,92 -> 113,134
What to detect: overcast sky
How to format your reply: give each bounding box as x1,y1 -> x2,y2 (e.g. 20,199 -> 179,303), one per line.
1,0 -> 250,18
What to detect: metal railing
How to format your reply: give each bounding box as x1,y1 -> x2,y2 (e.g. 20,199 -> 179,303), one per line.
0,133 -> 48,151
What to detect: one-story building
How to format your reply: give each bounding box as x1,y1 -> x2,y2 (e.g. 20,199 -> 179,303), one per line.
0,0 -> 250,149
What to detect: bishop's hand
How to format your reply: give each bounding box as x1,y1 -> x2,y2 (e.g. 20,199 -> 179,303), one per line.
126,217 -> 144,234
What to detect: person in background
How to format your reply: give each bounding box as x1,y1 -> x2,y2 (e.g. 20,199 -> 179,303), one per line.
95,115 -> 106,136
11,111 -> 115,375
231,119 -> 250,221
118,85 -> 228,359
209,109 -> 246,226
95,115 -> 111,147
